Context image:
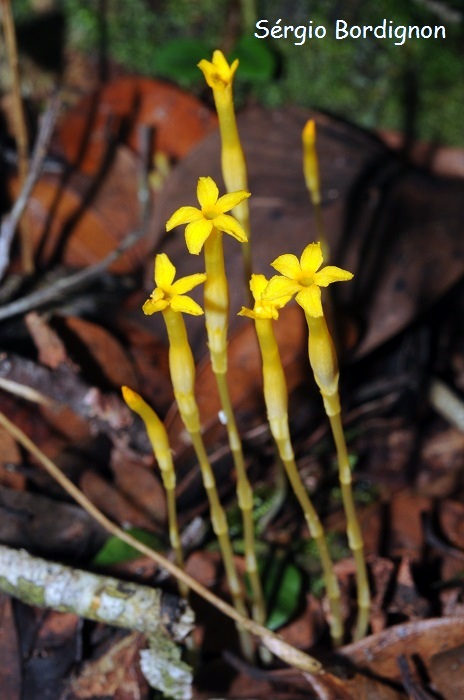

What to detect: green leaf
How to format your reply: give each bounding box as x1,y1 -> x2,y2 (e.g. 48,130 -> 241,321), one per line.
152,38 -> 211,83
92,528 -> 165,566
247,555 -> 304,631
231,36 -> 276,82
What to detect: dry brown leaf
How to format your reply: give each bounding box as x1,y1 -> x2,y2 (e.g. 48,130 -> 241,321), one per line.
79,470 -> 159,532
150,106 -> 464,362
340,616 -> 464,695
9,146 -> 144,273
53,76 -> 217,176
65,631 -> 149,700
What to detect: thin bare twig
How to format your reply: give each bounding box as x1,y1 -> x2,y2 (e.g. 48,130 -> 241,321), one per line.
0,409 -> 323,675
0,227 -> 142,321
0,95 -> 61,281
0,0 -> 33,272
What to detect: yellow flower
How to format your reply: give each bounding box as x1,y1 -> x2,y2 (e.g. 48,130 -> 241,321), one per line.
142,253 -> 206,316
238,274 -> 292,321
166,176 -> 250,255
265,242 -> 353,318
197,50 -> 239,90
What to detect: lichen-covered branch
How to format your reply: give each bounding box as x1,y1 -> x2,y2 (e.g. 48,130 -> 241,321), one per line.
0,544 -> 193,640
0,544 -> 194,700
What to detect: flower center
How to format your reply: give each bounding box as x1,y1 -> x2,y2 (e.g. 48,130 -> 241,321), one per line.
203,206 -> 219,220
300,274 -> 316,287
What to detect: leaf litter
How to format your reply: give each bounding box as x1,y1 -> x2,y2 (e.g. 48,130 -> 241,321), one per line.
1,61 -> 464,700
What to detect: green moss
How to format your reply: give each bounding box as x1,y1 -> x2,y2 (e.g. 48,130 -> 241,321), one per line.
0,575 -> 46,606
13,0 -> 464,144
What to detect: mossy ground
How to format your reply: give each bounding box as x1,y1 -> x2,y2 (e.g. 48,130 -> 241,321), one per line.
13,0 -> 463,146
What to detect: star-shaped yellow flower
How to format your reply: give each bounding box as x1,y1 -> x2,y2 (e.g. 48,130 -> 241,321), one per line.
198,50 -> 239,90
166,176 -> 250,255
264,242 -> 353,318
142,253 -> 206,316
238,274 -> 292,321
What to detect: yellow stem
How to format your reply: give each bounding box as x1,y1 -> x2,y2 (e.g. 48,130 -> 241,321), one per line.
204,230 -> 266,629
213,88 -> 252,295
328,413 -> 370,641
304,314 -> 370,640
166,486 -> 188,599
121,386 -> 188,599
189,430 -> 253,660
161,306 -> 254,657
215,371 -> 267,627
255,318 -> 343,646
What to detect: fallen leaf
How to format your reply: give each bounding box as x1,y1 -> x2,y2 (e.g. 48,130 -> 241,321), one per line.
9,146 -> 144,273
79,470 -> 160,532
53,76 -> 217,176
149,106 -> 464,362
429,642 -> 464,698
339,616 -> 464,693
65,631 -> 149,700
62,315 -> 139,390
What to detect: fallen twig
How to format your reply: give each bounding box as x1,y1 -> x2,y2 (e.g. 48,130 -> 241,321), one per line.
0,227 -> 143,321
0,544 -> 194,699
0,0 -> 33,272
0,94 -> 61,280
0,409 -> 323,675
0,543 -> 193,640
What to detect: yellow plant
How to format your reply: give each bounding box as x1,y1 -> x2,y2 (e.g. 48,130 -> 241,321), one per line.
302,120 -> 328,257
265,242 -> 371,640
167,178 -> 267,633
198,50 -> 252,288
239,274 -> 343,646
143,252 -> 253,658
121,385 -> 187,599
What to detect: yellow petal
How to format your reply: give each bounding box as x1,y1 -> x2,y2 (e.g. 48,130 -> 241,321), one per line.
170,272 -> 207,295
300,242 -> 323,274
271,253 -> 301,279
314,265 -> 353,287
273,293 -> 294,309
249,273 -> 268,301
212,49 -> 230,73
213,50 -> 239,82
166,206 -> 202,231
147,287 -> 164,301
198,52 -> 238,89
215,189 -> 250,214
197,176 -> 218,209
229,58 -> 239,80
264,275 -> 301,301
212,213 -> 248,242
295,285 -> 323,317
154,253 -> 176,288
185,219 -> 213,254
238,306 -> 257,319
197,59 -> 216,88
170,295 -> 204,316
142,297 -> 170,315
